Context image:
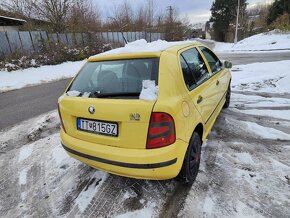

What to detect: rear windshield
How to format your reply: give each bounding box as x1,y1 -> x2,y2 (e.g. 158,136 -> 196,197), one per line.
68,58 -> 159,98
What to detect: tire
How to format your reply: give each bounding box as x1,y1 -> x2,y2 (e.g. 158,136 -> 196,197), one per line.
223,84 -> 231,108
179,132 -> 201,184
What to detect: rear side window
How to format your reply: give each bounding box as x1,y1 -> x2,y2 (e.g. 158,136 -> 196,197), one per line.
180,48 -> 210,90
68,58 -> 159,98
199,46 -> 223,74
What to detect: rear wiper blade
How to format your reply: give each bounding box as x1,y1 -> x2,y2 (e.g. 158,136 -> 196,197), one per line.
92,92 -> 140,98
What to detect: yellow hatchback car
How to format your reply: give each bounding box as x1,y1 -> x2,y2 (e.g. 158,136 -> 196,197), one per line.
58,41 -> 232,183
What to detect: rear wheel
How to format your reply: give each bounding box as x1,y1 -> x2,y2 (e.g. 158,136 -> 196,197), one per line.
223,85 -> 231,108
179,132 -> 201,184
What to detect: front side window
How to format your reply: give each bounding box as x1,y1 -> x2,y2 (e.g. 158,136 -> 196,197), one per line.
180,48 -> 210,90
199,46 -> 223,74
68,58 -> 159,98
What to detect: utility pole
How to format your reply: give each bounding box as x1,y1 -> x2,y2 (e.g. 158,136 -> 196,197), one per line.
167,6 -> 173,23
234,0 -> 240,44
166,6 -> 173,41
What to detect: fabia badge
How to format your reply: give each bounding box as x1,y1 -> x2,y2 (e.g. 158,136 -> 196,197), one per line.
88,106 -> 95,114
130,113 -> 140,121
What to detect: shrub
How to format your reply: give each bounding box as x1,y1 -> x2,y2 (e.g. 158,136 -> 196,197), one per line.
0,39 -> 114,72
270,13 -> 290,31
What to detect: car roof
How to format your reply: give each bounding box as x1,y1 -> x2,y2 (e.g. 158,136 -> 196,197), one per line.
88,40 -> 202,62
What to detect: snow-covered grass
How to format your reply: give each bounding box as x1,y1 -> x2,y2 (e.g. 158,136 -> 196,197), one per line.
0,60 -> 86,92
231,60 -> 290,94
214,30 -> 290,52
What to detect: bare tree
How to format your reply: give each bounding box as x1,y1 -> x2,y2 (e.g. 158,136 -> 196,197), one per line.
0,0 -> 33,17
28,0 -> 72,32
108,0 -> 134,31
68,0 -> 101,32
135,5 -> 147,31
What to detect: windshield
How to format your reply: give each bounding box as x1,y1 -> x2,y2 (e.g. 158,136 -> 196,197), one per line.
68,58 -> 159,98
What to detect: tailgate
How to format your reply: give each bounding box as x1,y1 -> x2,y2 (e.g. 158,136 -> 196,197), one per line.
59,96 -> 155,149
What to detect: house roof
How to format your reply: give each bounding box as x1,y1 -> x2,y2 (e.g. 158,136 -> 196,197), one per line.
0,15 -> 26,26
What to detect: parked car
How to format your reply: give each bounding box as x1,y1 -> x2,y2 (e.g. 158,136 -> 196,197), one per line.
58,41 -> 232,183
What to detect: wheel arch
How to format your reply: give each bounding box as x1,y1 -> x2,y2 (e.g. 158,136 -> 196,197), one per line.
192,123 -> 204,144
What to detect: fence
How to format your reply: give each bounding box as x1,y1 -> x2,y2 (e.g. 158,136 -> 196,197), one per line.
0,31 -> 165,57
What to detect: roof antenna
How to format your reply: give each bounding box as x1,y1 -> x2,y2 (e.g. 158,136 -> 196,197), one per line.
108,17 -> 128,45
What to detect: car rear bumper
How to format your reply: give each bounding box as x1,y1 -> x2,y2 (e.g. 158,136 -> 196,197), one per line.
60,129 -> 188,180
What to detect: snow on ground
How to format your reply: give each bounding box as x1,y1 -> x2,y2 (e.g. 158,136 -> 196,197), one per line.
115,206 -> 155,218
1,59 -> 290,217
0,60 -> 85,92
0,111 -> 108,217
179,60 -> 290,217
214,30 -> 290,52
231,60 -> 290,94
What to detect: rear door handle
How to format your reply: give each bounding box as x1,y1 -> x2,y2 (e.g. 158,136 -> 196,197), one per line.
216,80 -> 220,86
197,95 -> 203,104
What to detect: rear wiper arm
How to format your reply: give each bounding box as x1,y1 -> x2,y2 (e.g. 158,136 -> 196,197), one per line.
92,92 -> 140,98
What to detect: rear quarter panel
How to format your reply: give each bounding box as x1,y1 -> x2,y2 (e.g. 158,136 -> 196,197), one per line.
155,50 -> 204,145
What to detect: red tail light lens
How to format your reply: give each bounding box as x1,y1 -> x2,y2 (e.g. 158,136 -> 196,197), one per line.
58,104 -> 66,133
146,112 -> 176,149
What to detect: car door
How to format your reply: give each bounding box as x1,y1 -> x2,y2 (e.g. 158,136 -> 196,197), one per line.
198,46 -> 229,104
179,47 -> 216,125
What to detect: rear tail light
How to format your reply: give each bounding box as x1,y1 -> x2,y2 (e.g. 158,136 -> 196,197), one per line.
58,104 -> 66,133
146,112 -> 176,149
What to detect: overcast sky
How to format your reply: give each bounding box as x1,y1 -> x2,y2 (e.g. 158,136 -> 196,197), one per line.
95,0 -> 273,23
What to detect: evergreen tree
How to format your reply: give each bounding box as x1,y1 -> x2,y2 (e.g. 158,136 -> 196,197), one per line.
267,0 -> 290,25
210,0 -> 247,42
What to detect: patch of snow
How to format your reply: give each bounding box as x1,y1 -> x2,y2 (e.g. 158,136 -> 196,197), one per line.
232,60 -> 290,93
94,39 -> 194,57
202,196 -> 214,216
115,206 -> 155,218
237,109 -> 290,121
123,190 -> 137,200
235,201 -> 264,218
139,80 -> 158,101
0,60 -> 85,92
82,92 -> 91,98
18,145 -> 33,162
243,121 -> 290,140
19,168 -> 29,185
235,153 -> 255,165
231,93 -> 290,107
30,59 -> 36,66
51,146 -> 68,165
276,74 -> 290,93
67,90 -> 81,97
75,171 -> 108,212
270,158 -> 290,171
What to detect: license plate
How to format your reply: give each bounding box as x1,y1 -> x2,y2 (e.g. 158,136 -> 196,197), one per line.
77,118 -> 118,136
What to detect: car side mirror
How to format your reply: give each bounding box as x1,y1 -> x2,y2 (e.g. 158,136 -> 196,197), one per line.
224,61 -> 232,69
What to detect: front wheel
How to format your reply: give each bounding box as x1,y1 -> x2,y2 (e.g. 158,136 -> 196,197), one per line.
179,132 -> 201,184
223,85 -> 231,108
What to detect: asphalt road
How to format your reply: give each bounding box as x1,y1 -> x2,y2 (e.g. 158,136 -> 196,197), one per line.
218,52 -> 290,65
0,79 -> 71,129
0,51 -> 290,130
